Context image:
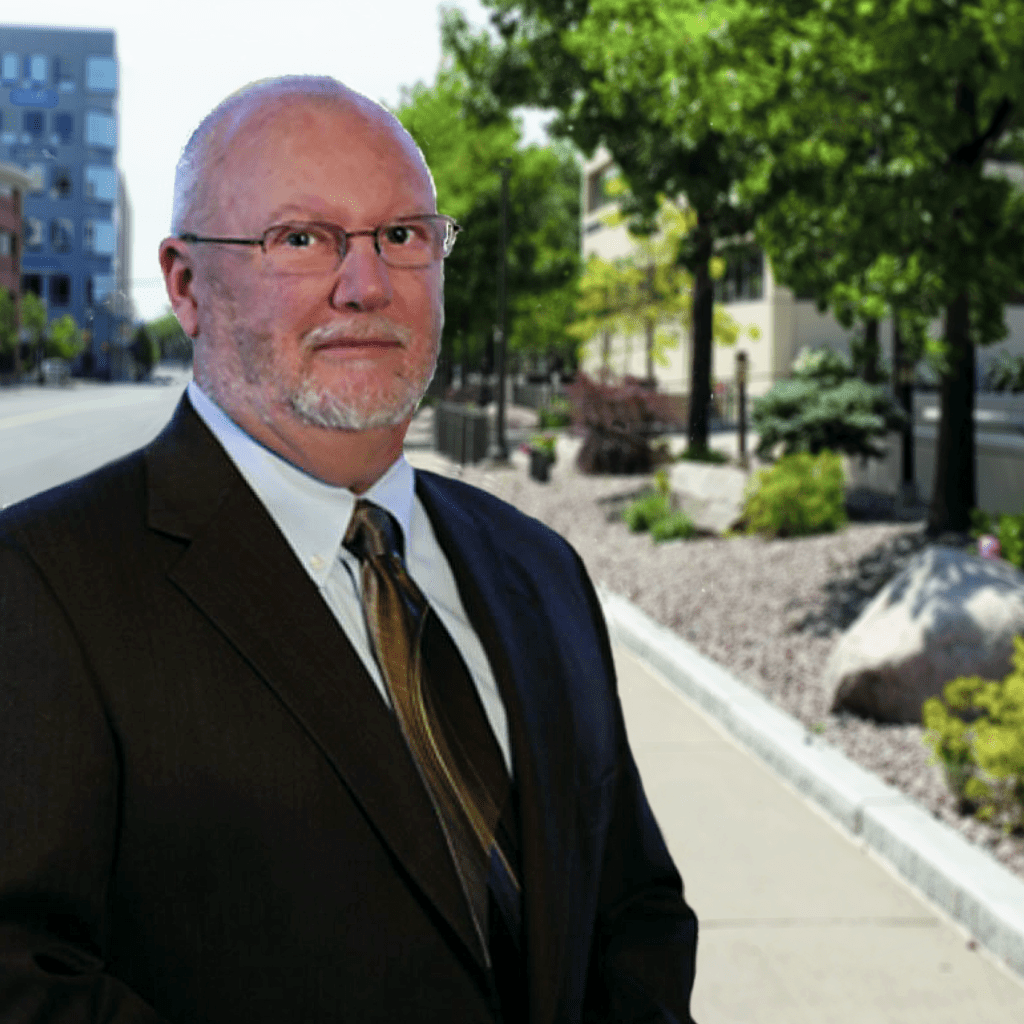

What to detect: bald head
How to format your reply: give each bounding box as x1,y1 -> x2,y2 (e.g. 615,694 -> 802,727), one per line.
170,76 -> 432,235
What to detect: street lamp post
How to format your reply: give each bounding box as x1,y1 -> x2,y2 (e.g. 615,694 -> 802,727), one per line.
488,158 -> 511,462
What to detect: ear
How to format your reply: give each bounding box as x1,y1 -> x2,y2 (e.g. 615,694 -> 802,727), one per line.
159,237 -> 200,338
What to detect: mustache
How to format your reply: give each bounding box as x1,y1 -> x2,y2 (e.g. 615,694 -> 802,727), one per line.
303,318 -> 412,348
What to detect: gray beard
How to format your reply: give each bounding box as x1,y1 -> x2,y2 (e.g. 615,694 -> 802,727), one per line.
286,375 -> 430,430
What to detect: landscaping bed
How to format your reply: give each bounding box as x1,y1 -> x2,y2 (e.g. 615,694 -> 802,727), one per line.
453,457 -> 1024,883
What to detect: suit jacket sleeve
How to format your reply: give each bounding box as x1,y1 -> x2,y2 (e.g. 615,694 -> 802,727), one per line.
575,552 -> 699,1024
0,538 -> 169,1023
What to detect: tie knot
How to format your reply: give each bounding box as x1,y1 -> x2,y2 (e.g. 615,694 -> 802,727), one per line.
344,499 -> 404,562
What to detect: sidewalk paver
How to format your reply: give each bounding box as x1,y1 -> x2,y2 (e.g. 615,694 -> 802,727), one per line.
613,643 -> 1024,1024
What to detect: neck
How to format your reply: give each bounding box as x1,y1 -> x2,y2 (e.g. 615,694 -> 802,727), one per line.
215,395 -> 410,493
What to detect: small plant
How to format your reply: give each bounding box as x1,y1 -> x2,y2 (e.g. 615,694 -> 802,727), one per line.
970,509 -> 1024,569
740,450 -> 847,538
650,509 -> 697,542
537,396 -> 572,429
528,433 -> 557,461
923,638 -> 1024,834
623,492 -> 671,533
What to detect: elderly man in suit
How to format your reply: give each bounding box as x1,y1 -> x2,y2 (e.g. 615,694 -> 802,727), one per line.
0,77 -> 698,1023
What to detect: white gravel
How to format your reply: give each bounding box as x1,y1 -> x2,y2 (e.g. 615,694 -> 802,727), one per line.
451,450 -> 1024,883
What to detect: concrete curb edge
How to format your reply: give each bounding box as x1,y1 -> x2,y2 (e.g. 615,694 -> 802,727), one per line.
598,586 -> 1024,980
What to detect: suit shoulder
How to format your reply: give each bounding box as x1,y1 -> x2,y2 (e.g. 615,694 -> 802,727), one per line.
0,447 -> 147,553
416,470 -> 578,562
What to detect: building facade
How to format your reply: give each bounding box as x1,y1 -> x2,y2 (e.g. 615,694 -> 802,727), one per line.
0,25 -> 132,378
581,148 -> 1024,401
0,158 -> 31,377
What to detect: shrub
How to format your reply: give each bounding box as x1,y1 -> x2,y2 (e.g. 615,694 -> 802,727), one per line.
623,492 -> 671,532
740,450 -> 847,538
984,353 -> 1024,393
923,638 -> 1024,834
650,510 -> 697,542
971,509 -> 1024,569
566,373 -> 685,475
537,396 -> 572,429
752,345 -> 907,461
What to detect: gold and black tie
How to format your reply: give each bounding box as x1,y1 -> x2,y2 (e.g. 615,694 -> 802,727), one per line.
343,499 -> 522,973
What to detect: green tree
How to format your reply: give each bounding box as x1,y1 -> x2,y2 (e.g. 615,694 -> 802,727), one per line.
726,0 -> 1024,534
447,0 -> 763,453
21,292 -> 47,376
131,325 -> 161,378
45,314 -> 83,360
394,62 -> 581,385
147,311 -> 193,364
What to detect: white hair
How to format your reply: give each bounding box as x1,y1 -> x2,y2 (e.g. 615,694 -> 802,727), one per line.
169,75 -> 433,234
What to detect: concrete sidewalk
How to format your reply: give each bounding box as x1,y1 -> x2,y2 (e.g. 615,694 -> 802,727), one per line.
613,642 -> 1024,1023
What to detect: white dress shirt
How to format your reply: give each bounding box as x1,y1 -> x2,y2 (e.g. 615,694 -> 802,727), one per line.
186,381 -> 512,771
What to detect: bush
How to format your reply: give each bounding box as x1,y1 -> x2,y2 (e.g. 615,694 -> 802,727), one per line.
567,373 -> 685,475
537,396 -> 571,429
752,346 -> 907,460
923,639 -> 1024,834
623,492 -> 671,532
971,509 -> 1024,569
650,510 -> 697,542
740,450 -> 847,538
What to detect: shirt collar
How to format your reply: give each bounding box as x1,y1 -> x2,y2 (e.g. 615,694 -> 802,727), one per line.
186,380 -> 415,585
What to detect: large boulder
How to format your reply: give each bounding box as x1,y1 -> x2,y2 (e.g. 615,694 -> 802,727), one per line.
825,546 -> 1024,723
669,461 -> 749,535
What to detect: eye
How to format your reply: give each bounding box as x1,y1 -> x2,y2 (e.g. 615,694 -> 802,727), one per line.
382,222 -> 426,246
265,223 -> 332,250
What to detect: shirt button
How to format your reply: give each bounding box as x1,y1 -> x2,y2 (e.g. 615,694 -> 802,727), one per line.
309,554 -> 324,570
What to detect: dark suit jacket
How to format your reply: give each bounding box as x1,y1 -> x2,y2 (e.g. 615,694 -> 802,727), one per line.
0,396 -> 697,1023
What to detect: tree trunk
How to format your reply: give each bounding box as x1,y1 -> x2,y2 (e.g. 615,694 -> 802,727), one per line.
687,220 -> 714,452
892,316 -> 915,494
928,291 -> 975,535
861,318 -> 880,383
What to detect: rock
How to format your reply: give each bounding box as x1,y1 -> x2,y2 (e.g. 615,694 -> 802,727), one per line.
668,461 -> 750,535
825,546 -> 1024,722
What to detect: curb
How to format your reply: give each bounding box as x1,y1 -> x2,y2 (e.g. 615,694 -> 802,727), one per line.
599,587 -> 1024,982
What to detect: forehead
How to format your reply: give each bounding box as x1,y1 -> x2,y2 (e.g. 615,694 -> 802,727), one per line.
211,95 -> 435,225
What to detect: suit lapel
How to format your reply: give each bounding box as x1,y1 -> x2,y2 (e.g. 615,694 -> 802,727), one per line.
416,472 -> 575,1024
143,398 -> 485,970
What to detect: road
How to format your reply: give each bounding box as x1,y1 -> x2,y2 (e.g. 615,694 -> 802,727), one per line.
0,369 -> 191,510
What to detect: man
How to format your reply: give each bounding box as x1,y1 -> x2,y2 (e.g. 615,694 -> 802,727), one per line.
0,77 -> 697,1023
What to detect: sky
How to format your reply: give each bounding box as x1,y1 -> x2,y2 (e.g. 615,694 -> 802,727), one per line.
5,0 -> 526,321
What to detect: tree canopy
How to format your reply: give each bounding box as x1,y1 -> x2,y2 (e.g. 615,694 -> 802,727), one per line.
394,54 -> 581,380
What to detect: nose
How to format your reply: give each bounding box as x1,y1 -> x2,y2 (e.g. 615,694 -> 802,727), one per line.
330,234 -> 393,312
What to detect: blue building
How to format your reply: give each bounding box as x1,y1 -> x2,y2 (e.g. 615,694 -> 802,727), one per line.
0,25 -> 133,378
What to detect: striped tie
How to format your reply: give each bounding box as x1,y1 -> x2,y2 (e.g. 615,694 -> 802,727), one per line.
343,499 -> 521,967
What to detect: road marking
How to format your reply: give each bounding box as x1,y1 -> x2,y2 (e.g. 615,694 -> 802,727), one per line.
0,390 -> 180,431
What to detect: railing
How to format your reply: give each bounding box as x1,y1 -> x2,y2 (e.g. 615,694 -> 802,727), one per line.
433,402 -> 490,465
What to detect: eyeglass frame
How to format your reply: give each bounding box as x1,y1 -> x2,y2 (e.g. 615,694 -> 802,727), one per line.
176,214 -> 461,270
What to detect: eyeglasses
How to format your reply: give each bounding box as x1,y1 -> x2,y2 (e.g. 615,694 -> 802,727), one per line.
177,215 -> 461,273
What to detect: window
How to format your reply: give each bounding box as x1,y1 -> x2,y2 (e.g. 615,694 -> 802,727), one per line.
0,231 -> 14,258
84,165 -> 117,202
24,217 -> 43,249
26,164 -> 46,193
51,219 -> 73,252
714,249 -> 765,303
85,56 -> 117,93
85,220 -> 115,254
587,164 -> 619,213
51,169 -> 72,199
49,274 -> 71,307
29,55 -> 47,83
52,112 -> 74,144
90,274 -> 114,302
21,274 -> 42,296
85,110 -> 116,148
23,110 -> 44,137
1,53 -> 17,83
